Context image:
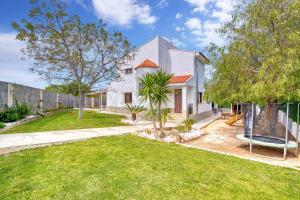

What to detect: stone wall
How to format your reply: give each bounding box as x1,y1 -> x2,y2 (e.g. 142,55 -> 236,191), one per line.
189,110 -> 213,121
0,81 -> 97,113
106,106 -> 129,114
0,82 -> 8,111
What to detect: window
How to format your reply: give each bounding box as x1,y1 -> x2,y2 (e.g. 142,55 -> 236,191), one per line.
198,92 -> 203,103
124,93 -> 132,104
125,68 -> 133,74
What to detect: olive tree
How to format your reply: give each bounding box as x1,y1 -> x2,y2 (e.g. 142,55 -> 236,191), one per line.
13,0 -> 134,118
205,0 -> 300,133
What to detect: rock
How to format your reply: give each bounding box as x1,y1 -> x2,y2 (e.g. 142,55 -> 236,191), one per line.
162,136 -> 177,143
179,130 -> 202,143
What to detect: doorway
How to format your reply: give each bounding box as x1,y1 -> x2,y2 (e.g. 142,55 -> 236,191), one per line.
175,89 -> 182,113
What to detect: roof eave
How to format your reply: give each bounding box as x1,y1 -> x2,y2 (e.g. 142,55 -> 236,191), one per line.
196,52 -> 210,64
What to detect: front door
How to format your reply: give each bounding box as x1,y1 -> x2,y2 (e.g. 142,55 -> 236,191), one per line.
175,89 -> 182,113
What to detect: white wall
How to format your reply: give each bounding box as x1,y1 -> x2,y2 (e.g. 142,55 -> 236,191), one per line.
278,110 -> 300,142
196,59 -> 205,92
166,93 -> 175,109
198,103 -> 212,113
107,73 -> 139,107
107,37 -> 160,108
129,37 -> 160,69
158,36 -> 176,73
169,49 -> 195,76
107,36 -> 211,116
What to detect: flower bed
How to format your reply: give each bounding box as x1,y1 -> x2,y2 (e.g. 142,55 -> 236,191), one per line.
0,115 -> 40,133
135,127 -> 202,143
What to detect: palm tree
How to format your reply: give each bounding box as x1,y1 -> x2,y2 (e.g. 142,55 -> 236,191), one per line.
123,104 -> 146,121
139,73 -> 158,130
139,70 -> 173,136
151,70 -> 173,135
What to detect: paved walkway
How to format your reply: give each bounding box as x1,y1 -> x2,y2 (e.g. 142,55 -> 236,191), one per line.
0,122 -> 179,154
0,113 -> 217,155
192,113 -> 221,130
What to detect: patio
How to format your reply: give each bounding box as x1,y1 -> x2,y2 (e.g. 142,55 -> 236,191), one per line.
184,119 -> 300,169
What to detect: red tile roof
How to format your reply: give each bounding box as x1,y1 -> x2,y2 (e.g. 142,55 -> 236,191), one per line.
169,75 -> 192,84
135,59 -> 159,69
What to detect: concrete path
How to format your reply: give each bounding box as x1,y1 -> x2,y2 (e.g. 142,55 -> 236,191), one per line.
0,122 -> 179,154
0,112 -> 218,154
192,113 -> 221,130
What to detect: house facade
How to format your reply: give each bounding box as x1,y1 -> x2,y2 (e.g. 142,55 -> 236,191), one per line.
106,36 -> 212,120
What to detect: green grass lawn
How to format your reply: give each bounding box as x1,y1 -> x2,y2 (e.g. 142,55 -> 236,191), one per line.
1,110 -> 127,134
0,135 -> 299,200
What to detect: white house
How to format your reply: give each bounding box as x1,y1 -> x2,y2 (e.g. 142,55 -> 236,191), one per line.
106,36 -> 212,120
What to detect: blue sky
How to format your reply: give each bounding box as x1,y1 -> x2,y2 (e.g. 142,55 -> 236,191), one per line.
0,0 -> 234,88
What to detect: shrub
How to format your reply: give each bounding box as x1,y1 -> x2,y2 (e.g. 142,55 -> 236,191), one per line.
16,101 -> 31,119
176,124 -> 186,132
183,119 -> 195,131
0,101 -> 31,123
176,119 -> 196,133
123,104 -> 146,121
0,121 -> 5,129
58,102 -> 69,110
0,107 -> 20,122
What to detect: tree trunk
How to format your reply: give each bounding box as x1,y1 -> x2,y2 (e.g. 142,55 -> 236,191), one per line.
158,101 -> 163,137
264,103 -> 277,136
149,98 -> 157,132
241,104 -> 250,135
79,90 -> 84,119
132,113 -> 136,121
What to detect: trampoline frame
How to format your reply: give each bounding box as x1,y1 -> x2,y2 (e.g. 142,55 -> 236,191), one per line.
235,103 -> 299,159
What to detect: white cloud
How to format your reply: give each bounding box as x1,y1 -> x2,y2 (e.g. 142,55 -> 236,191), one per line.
92,0 -> 157,26
184,0 -> 212,13
164,37 -> 186,48
196,21 -> 223,47
212,0 -> 234,22
157,0 -> 168,8
0,32 -> 47,88
175,13 -> 183,19
185,18 -> 201,30
184,0 -> 234,21
175,26 -> 184,32
183,0 -> 235,48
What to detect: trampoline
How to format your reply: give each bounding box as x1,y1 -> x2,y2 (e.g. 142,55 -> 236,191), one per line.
236,134 -> 298,149
235,103 -> 299,159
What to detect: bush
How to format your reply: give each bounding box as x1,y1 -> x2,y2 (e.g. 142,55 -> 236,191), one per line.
183,119 -> 195,131
176,119 -> 196,133
0,121 -> 5,129
0,107 -> 20,122
16,101 -> 31,119
0,101 -> 31,123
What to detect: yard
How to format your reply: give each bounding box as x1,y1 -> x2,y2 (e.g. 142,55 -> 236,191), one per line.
1,110 -> 127,134
0,135 -> 299,199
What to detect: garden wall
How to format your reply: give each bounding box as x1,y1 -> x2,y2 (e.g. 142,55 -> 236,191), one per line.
278,110 -> 300,143
0,81 -> 105,113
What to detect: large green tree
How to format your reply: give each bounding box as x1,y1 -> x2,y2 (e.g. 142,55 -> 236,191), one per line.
205,0 -> 300,105
45,81 -> 89,96
12,0 -> 134,118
